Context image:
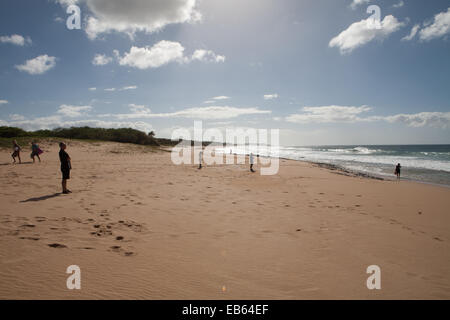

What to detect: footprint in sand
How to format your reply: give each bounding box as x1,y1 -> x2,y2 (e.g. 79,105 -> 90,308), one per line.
48,243 -> 67,248
20,236 -> 40,241
109,245 -> 135,256
20,224 -> 35,228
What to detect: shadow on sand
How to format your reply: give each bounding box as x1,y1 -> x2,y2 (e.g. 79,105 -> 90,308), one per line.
20,193 -> 61,203
1,161 -> 35,166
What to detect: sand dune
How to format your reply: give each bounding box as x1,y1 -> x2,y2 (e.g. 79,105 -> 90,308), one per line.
0,140 -> 449,299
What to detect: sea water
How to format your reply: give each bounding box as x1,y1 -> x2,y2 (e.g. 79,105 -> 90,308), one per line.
216,145 -> 450,186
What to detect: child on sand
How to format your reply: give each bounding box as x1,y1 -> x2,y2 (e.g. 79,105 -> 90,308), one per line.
395,163 -> 401,180
30,141 -> 42,163
59,142 -> 72,194
11,140 -> 21,164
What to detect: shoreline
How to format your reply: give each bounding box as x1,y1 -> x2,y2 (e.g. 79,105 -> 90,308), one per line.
230,152 -> 450,189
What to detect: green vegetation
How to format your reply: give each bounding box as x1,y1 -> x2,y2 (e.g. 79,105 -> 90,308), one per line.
0,126 -> 214,149
0,126 -> 179,148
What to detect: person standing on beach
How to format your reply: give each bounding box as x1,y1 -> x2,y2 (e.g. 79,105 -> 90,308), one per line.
30,141 -> 42,163
395,163 -> 401,180
198,149 -> 203,169
11,140 -> 21,164
59,142 -> 72,194
250,153 -> 255,173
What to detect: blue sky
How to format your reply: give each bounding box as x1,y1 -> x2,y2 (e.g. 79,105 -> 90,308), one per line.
0,0 -> 449,145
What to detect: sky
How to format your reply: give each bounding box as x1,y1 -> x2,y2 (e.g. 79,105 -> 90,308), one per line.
0,0 -> 449,146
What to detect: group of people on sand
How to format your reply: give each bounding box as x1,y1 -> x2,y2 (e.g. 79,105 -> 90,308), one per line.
11,140 -> 43,164
11,140 -> 72,194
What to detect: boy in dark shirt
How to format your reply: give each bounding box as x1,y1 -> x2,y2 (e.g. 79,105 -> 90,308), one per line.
59,142 -> 72,194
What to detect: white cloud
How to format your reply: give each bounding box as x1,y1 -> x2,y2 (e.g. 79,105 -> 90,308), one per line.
419,8 -> 450,41
191,49 -> 225,63
121,85 -> 138,91
383,112 -> 450,128
104,88 -> 116,91
92,53 -> 113,65
82,0 -> 201,40
285,106 -> 450,129
117,41 -> 185,69
57,104 -> 92,117
128,103 -> 151,114
15,55 -> 56,75
203,100 -> 215,104
263,94 -> 279,100
0,34 -> 31,46
286,105 -> 372,124
212,96 -> 230,100
162,106 -> 270,119
89,87 -> 97,91
350,0 -> 370,10
116,41 -> 225,69
402,24 -> 420,41
0,100 -> 8,105
103,106 -> 271,120
55,0 -> 79,6
393,1 -> 404,8
329,15 -> 405,54
9,114 -> 25,121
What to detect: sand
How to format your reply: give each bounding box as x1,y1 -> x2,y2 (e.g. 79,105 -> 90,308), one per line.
0,140 -> 449,299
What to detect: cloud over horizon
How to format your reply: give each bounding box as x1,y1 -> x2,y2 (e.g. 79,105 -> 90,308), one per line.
285,106 -> 450,129
104,105 -> 271,120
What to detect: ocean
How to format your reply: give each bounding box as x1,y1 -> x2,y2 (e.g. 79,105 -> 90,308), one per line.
216,145 -> 450,187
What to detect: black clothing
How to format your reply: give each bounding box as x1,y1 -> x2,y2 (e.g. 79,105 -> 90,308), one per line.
59,149 -> 71,179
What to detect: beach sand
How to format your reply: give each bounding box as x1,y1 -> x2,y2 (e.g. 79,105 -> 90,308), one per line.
0,140 -> 449,299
